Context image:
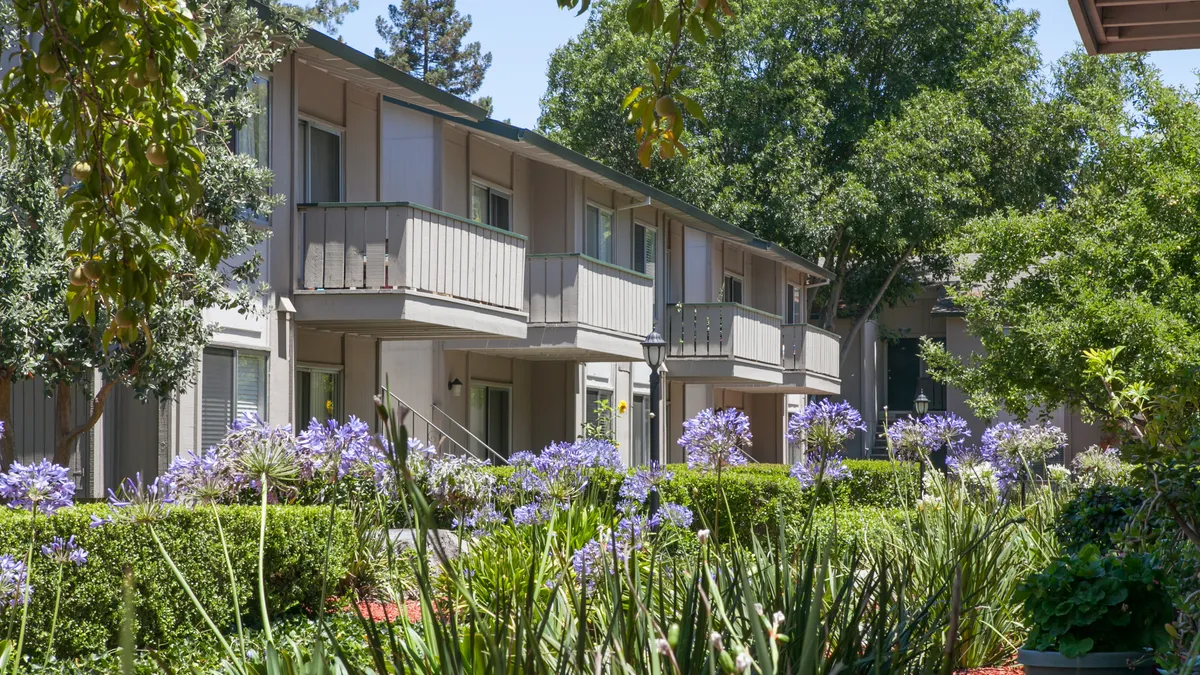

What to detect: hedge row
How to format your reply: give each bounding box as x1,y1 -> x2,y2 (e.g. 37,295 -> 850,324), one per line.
0,504 -> 355,659
484,460 -> 921,540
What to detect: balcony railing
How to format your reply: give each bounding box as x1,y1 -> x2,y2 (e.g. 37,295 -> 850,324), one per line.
781,324 -> 840,379
298,202 -> 527,312
527,254 -> 653,338
667,303 -> 782,366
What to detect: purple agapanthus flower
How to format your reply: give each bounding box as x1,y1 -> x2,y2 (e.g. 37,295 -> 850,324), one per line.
509,442 -> 593,503
572,539 -> 606,591
679,408 -> 752,472
0,554 -> 30,607
103,472 -> 175,526
166,449 -> 232,506
513,501 -> 554,526
41,535 -> 88,566
787,400 -> 865,454
649,502 -> 693,529
452,502 -> 506,536
0,459 -> 76,515
979,422 -> 1067,494
789,452 -> 852,490
886,413 -> 970,461
572,439 -> 623,471
619,464 -> 674,504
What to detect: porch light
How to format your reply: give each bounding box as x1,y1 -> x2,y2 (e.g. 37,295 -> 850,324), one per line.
448,378 -> 464,397
913,390 -> 930,416
641,329 -> 667,372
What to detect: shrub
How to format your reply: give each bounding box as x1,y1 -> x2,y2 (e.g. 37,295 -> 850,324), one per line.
1055,484 -> 1144,553
479,460 -> 919,541
0,503 -> 354,659
1016,545 -> 1173,657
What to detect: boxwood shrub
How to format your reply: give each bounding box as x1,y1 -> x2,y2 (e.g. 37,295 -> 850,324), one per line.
482,460 -> 919,540
0,503 -> 355,659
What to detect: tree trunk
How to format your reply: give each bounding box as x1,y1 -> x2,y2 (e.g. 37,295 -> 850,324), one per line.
54,381 -> 73,467
0,374 -> 12,470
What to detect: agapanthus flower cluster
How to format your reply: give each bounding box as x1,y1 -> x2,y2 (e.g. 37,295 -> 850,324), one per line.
789,452 -> 852,490
452,502 -> 506,536
618,464 -> 673,508
787,400 -> 865,454
680,408 -> 751,472
509,439 -> 618,505
423,453 -> 496,513
1072,445 -> 1133,488
979,422 -> 1067,493
166,449 -> 232,506
886,413 -> 970,461
513,500 -> 559,527
0,459 -> 76,515
571,520 -> 648,592
95,472 -> 176,527
649,502 -> 694,529
0,554 -> 29,607
224,413 -> 300,491
946,445 -> 1000,494
295,415 -> 392,486
41,535 -> 87,566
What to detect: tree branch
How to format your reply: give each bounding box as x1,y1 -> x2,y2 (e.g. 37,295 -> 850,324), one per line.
839,243 -> 916,364
59,378 -> 117,453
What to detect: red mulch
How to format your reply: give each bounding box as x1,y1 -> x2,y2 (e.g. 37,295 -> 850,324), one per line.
347,599 -> 423,623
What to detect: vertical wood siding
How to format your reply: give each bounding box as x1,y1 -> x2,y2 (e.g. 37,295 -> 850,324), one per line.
667,303 -> 782,365
527,254 -> 653,338
9,378 -> 91,483
781,324 -> 841,379
299,203 -> 526,312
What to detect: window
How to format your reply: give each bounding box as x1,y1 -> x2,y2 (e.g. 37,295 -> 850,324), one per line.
235,75 -> 270,168
298,119 -> 343,203
469,384 -> 511,461
296,367 -> 341,426
471,182 -> 511,231
633,222 -> 657,277
631,394 -> 650,466
201,348 -> 267,450
585,204 -> 613,262
585,388 -> 612,431
786,284 -> 802,324
723,274 -> 744,304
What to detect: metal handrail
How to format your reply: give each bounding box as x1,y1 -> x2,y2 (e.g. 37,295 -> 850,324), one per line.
381,390 -> 474,457
432,404 -> 508,465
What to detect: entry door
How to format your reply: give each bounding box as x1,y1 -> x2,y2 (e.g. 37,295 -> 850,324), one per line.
886,337 -> 946,412
469,384 -> 511,461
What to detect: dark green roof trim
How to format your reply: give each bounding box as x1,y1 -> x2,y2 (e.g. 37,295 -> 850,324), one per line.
248,1 -> 487,122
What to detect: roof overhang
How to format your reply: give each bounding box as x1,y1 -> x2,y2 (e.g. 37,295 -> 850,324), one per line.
1069,0 -> 1200,54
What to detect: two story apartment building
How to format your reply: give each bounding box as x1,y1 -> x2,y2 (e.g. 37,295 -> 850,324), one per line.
7,23 -> 842,495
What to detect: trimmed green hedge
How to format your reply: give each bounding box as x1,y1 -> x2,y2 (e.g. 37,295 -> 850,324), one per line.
0,504 -> 354,659
483,460 -> 920,541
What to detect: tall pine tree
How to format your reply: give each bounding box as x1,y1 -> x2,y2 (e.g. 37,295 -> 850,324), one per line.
374,0 -> 492,104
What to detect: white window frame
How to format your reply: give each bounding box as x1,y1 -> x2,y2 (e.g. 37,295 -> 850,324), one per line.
295,363 -> 344,426
585,202 -> 614,263
723,273 -> 745,305
298,116 -> 345,204
470,177 -> 513,231
786,283 -> 802,324
468,380 -> 513,459
633,220 -> 657,277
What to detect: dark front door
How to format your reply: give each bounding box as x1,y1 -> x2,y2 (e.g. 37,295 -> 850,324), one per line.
887,338 -> 922,412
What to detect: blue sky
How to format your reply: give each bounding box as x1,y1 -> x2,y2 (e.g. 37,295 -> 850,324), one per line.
328,0 -> 1200,129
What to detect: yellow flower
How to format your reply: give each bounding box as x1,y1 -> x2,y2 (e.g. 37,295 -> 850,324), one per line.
325,399 -> 334,416
617,400 -> 628,414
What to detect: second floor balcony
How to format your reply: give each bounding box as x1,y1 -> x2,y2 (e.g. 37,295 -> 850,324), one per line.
448,253 -> 654,361
780,324 -> 842,395
665,303 -> 785,385
294,202 -> 529,339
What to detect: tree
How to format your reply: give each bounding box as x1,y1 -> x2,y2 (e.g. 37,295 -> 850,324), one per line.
920,53 -> 1200,423
374,0 -> 492,101
541,0 -> 1079,362
275,0 -> 361,35
0,1 -> 291,468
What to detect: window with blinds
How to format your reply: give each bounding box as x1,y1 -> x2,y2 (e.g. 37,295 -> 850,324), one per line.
632,394 -> 649,466
723,275 -> 744,304
201,348 -> 267,450
633,222 -> 656,277
298,119 -> 342,203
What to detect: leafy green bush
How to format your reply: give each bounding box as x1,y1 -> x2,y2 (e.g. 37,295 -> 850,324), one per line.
480,461 -> 919,541
0,503 -> 354,659
1055,484 -> 1144,553
1016,545 -> 1173,657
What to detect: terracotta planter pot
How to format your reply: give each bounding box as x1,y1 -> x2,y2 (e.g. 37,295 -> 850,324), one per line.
1017,649 -> 1155,675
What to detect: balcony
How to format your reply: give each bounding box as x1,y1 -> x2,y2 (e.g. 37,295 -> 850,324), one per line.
780,324 -> 841,395
448,253 -> 654,361
294,202 -> 528,339
665,303 -> 784,385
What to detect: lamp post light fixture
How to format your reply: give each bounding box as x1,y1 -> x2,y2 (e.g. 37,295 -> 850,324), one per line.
641,329 -> 668,515
913,389 -> 930,416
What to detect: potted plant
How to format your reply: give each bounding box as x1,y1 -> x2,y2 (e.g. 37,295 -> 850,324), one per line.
1015,544 -> 1173,674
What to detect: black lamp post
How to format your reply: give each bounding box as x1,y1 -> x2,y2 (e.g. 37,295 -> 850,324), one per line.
641,329 -> 667,515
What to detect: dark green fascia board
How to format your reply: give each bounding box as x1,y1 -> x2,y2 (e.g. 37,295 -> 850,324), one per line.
382,96 -> 834,281
247,0 -> 488,122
